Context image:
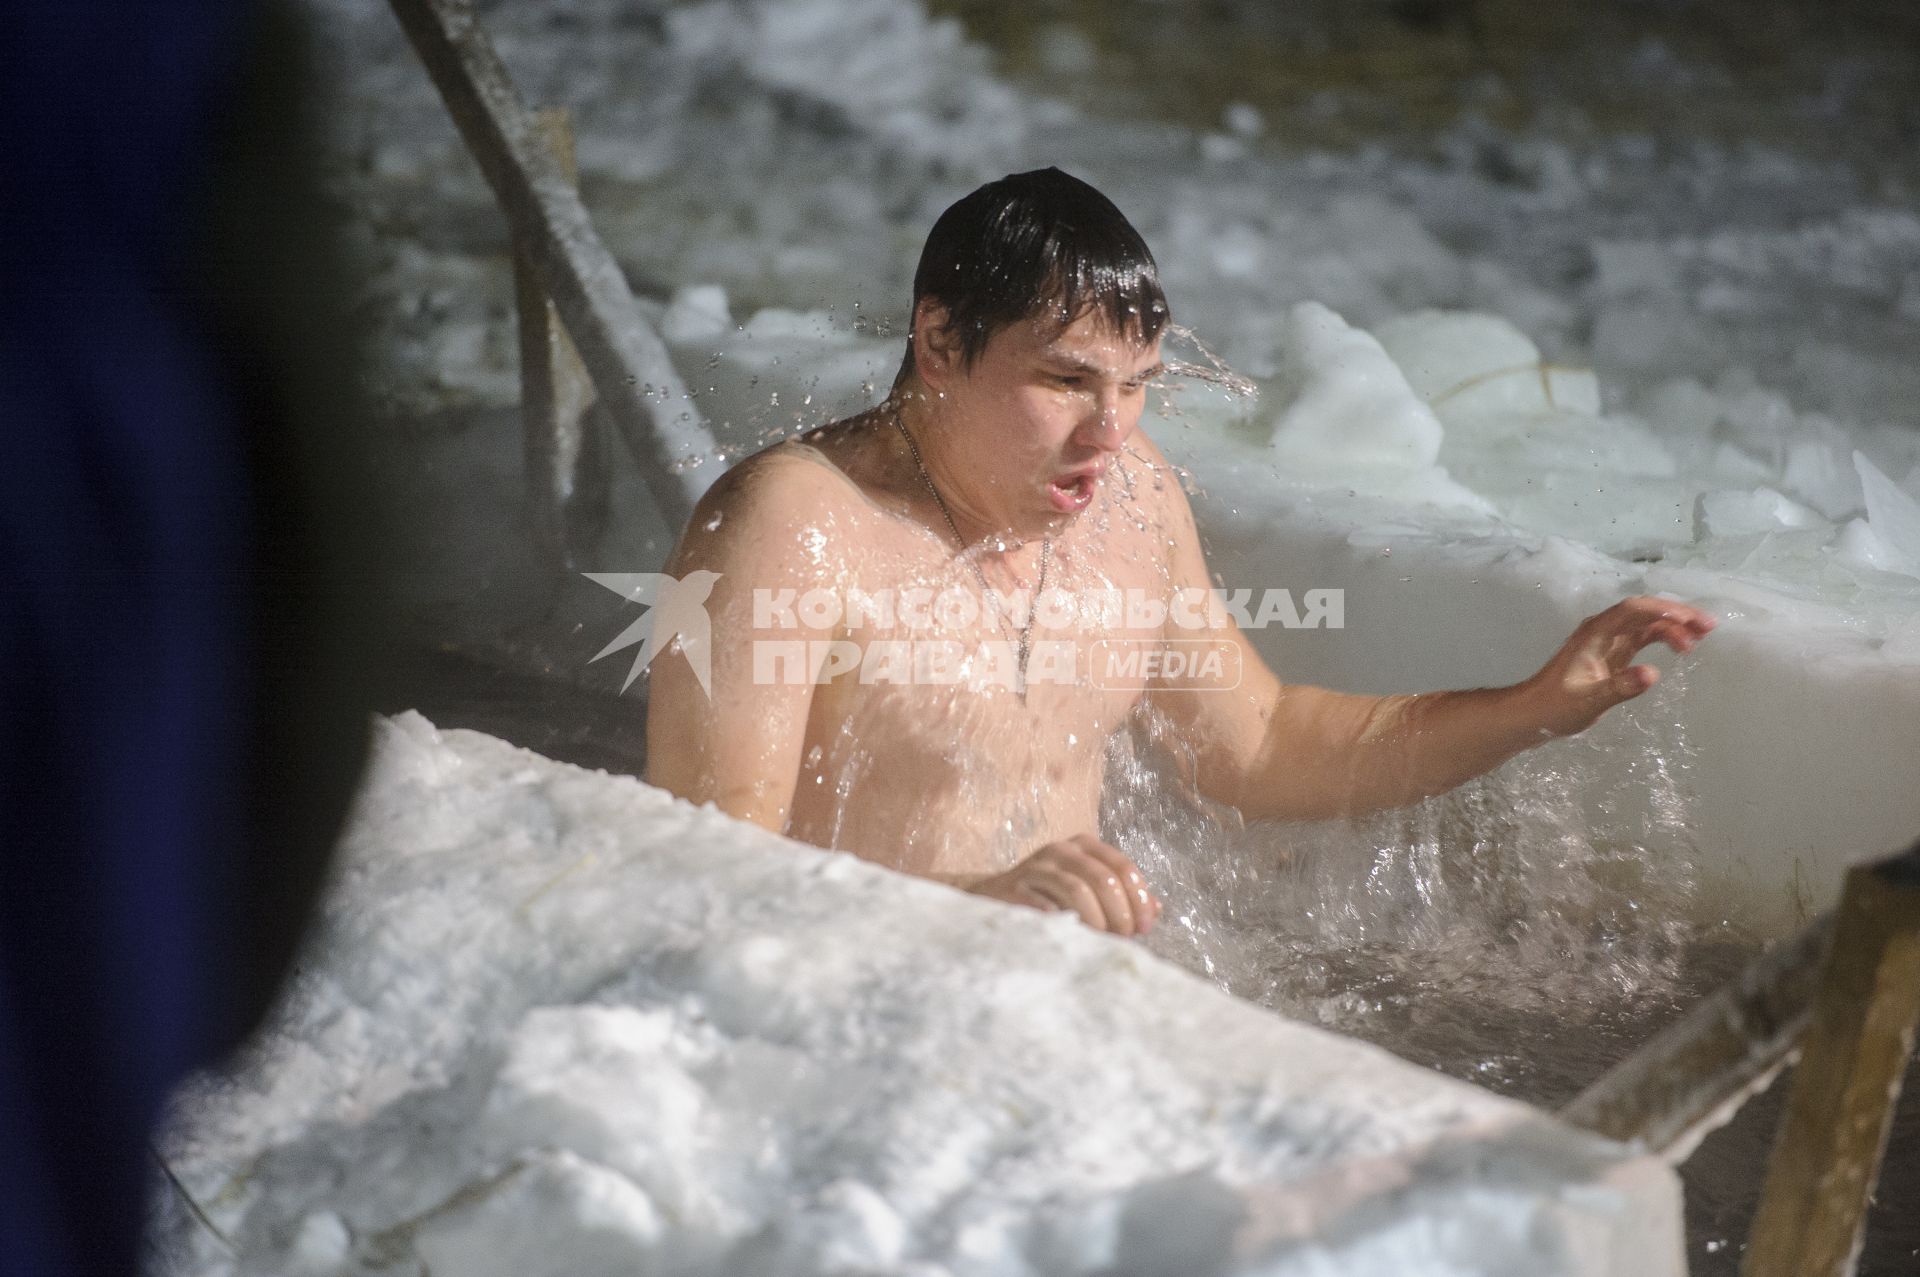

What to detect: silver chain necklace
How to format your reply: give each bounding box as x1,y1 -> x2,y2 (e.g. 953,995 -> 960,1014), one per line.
891,407 -> 1052,695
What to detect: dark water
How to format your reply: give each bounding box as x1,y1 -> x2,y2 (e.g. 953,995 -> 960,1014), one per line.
1344,955 -> 1920,1276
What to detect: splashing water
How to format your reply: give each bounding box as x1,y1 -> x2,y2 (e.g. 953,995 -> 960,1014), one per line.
1158,322 -> 1260,401
1096,666 -> 1717,1099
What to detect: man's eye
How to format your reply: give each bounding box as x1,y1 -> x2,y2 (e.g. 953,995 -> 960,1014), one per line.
1054,375 -> 1087,390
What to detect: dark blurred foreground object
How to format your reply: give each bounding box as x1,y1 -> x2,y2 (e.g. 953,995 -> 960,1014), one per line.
0,2 -> 380,1274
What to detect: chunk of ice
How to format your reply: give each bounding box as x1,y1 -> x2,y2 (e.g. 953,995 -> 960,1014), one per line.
1268,302 -> 1443,471
661,285 -> 735,345
1855,451 -> 1920,577
1693,487 -> 1826,540
1783,439 -> 1863,519
1374,309 -> 1600,421
1832,517 -> 1917,577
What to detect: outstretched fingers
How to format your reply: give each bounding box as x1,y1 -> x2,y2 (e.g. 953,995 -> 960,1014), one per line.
1591,597 -> 1718,706
1530,595 -> 1717,737
1615,597 -> 1716,648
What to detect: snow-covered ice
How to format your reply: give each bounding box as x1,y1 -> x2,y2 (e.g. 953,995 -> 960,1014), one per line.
155,716 -> 1681,1277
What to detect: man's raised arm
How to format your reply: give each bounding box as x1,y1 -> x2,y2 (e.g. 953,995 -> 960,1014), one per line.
645,450 -> 839,832
1144,458 -> 1715,823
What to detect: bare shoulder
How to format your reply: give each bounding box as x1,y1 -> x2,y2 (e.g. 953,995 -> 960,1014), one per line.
665,429 -> 871,580
1116,429 -> 1202,533
700,435 -> 863,516
1105,427 -> 1215,595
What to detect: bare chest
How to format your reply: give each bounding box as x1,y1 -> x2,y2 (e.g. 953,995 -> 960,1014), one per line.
782,494 -> 1180,870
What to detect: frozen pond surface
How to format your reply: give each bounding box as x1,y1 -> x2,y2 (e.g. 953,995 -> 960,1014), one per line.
154,0 -> 1920,1272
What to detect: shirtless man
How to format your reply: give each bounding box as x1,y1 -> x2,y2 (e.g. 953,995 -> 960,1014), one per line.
645,168 -> 1714,937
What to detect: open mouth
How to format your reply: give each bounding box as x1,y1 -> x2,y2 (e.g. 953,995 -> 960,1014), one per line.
1047,472 -> 1098,513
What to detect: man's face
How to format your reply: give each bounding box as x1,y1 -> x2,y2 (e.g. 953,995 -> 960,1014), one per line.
930,305 -> 1164,530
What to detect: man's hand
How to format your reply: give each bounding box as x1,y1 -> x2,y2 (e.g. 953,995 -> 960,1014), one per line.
966,834 -> 1163,936
1521,596 -> 1717,738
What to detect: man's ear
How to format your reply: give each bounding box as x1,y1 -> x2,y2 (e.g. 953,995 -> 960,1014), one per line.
912,298 -> 964,388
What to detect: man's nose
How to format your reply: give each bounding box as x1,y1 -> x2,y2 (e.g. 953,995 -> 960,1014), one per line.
1078,389 -> 1133,452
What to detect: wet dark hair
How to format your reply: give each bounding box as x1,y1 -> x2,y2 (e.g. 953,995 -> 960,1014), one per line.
902,167 -> 1169,376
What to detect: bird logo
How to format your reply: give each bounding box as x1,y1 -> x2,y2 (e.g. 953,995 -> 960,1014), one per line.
582,570 -> 721,697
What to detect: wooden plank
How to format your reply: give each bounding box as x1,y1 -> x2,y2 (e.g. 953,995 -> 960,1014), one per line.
513,108 -> 606,570
389,0 -> 710,531
1744,841 -> 1920,1277
1560,913 -> 1834,1155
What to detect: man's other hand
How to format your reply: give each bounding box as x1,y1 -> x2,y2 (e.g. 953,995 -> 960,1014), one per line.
1523,595 -> 1717,738
967,835 -> 1163,936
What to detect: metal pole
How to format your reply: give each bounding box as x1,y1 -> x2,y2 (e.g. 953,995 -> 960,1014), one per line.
388,0 -> 712,531
513,108 -> 606,571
